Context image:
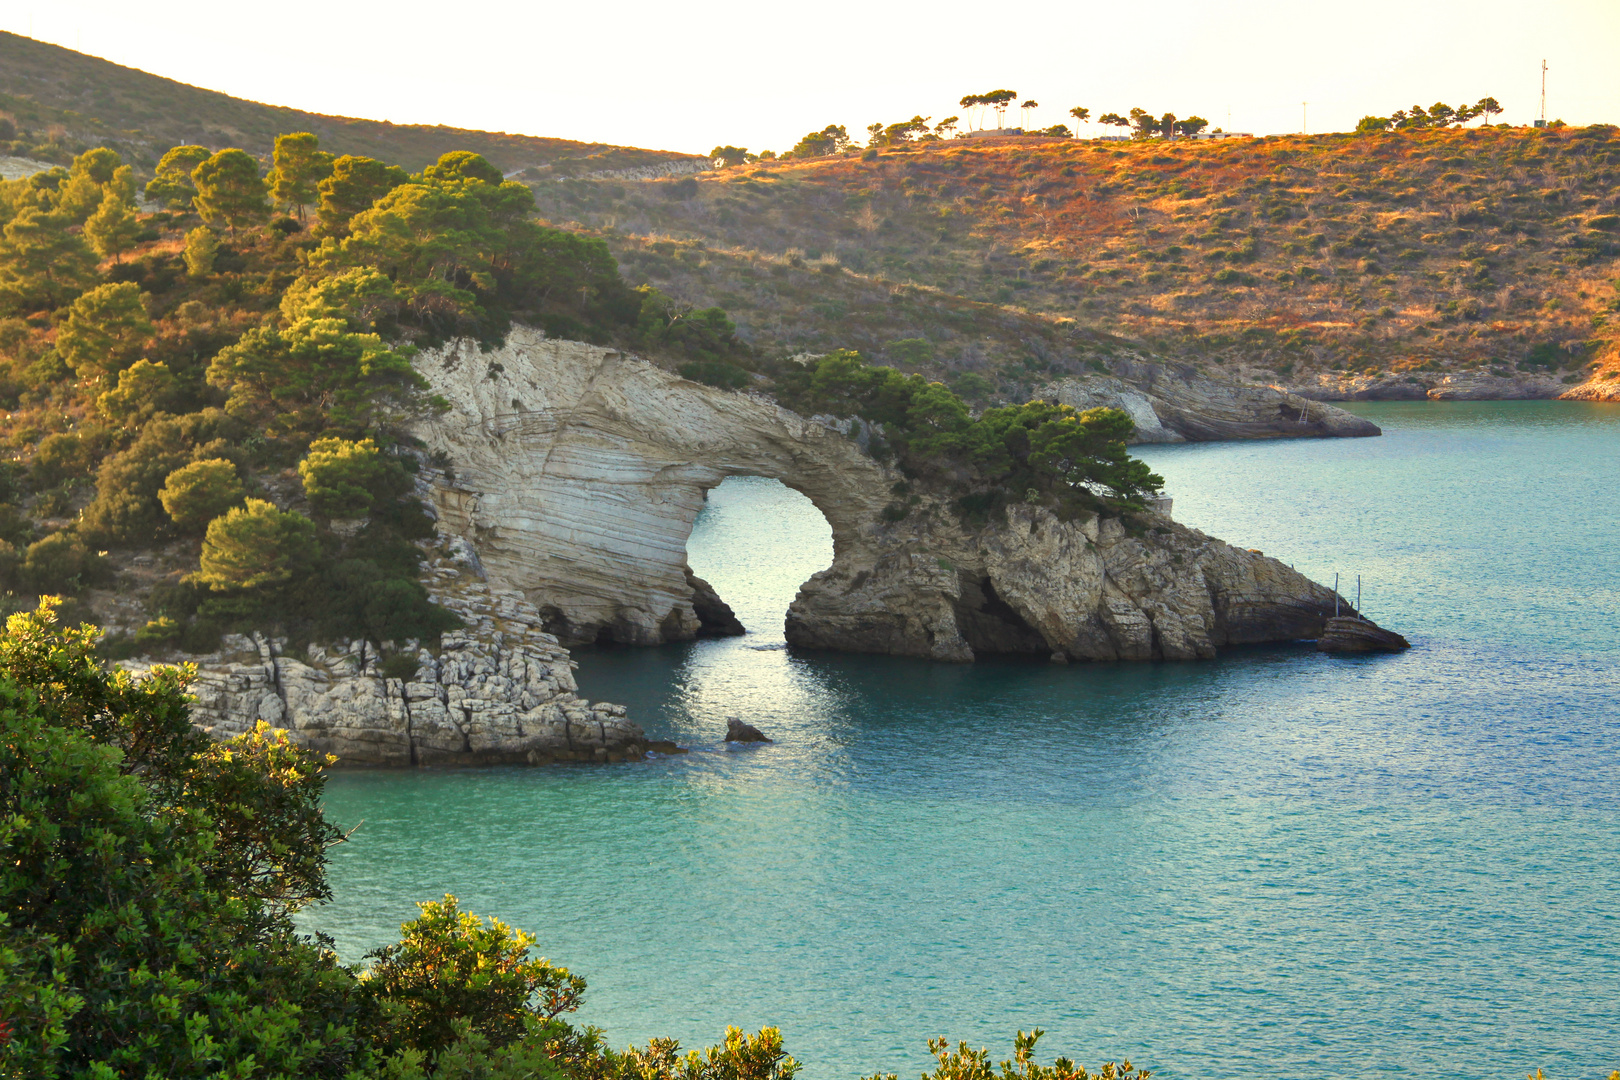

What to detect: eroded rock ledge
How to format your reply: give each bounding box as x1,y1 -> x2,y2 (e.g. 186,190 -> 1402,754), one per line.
1040,359 -> 1381,442
126,546 -> 645,766
410,330 -> 1361,658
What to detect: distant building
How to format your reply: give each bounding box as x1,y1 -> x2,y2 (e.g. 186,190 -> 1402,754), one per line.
1187,130 -> 1253,140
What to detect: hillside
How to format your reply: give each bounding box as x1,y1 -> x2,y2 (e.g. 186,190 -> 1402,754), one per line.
0,31 -> 699,176
524,126 -> 1620,400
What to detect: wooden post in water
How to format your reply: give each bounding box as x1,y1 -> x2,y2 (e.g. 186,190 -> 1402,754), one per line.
1356,575 -> 1362,614
1333,573 -> 1340,617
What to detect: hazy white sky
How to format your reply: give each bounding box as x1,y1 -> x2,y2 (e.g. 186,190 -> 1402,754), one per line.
6,0 -> 1619,155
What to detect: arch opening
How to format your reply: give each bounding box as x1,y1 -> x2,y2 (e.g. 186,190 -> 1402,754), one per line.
684,476 -> 834,642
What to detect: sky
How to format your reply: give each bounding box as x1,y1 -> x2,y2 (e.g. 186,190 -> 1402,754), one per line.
4,0 -> 1620,156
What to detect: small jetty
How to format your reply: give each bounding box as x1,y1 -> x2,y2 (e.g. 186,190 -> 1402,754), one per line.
1317,616 -> 1411,654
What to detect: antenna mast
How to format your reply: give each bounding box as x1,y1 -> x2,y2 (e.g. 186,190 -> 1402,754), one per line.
1540,59 -> 1548,125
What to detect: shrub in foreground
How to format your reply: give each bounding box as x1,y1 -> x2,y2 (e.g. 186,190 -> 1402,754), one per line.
0,602 -> 1154,1080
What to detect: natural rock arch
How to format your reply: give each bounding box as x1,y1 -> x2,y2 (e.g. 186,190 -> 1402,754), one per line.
413,329 -> 886,646
412,331 -> 1348,663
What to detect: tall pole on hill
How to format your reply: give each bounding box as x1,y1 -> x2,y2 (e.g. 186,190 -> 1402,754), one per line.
1540,59 -> 1548,125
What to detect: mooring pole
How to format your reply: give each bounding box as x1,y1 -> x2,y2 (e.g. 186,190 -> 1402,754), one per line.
1334,573 -> 1340,617
1356,575 -> 1362,615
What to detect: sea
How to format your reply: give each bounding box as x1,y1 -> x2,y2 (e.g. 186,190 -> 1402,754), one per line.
300,401 -> 1620,1080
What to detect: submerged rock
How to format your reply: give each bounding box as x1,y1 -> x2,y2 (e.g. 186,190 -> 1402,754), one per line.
725,718 -> 771,743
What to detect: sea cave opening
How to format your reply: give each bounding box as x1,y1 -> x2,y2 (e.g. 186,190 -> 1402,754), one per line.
685,475 -> 834,643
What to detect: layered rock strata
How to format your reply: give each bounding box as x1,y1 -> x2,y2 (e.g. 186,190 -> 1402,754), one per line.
126,550 -> 645,766
411,330 -> 1362,657
1042,359 -> 1382,442
1286,369 -> 1568,401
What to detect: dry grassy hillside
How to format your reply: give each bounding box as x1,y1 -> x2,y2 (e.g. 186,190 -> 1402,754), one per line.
527,127 -> 1620,399
0,32 -> 699,176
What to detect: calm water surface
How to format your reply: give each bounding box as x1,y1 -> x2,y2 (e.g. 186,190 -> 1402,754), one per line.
303,402 -> 1620,1080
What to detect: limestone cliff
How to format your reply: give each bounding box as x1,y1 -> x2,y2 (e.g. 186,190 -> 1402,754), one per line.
1286,368 -> 1568,401
1041,359 -> 1381,443
125,545 -> 647,766
410,330 -> 1355,658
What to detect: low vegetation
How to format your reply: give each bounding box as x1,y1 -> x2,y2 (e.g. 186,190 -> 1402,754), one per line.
527,124 -> 1620,394
776,351 -> 1161,519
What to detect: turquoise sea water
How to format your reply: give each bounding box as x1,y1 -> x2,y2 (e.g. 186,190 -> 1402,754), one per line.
302,402 -> 1620,1080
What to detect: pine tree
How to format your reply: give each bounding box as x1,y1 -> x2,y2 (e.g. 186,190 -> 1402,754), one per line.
191,149 -> 269,239
197,499 -> 319,590
183,225 -> 219,278
84,188 -> 141,263
55,282 -> 154,383
266,132 -> 334,222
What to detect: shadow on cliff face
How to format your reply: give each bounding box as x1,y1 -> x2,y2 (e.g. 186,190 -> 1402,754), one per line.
952,574 -> 1048,655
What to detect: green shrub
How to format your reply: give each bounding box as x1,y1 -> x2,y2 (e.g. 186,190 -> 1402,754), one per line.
1522,341 -> 1567,369
862,1030 -> 1149,1080
196,499 -> 319,591
31,486 -> 73,518
774,351 -> 1161,516
885,338 -> 936,365
80,418 -> 194,546
159,458 -> 246,533
363,894 -> 586,1056
97,358 -> 179,425
639,287 -> 747,363
379,652 -> 421,681
678,360 -> 751,390
134,614 -> 182,645
19,531 -> 109,594
0,505 -> 32,547
29,433 -> 89,490
949,372 -> 995,401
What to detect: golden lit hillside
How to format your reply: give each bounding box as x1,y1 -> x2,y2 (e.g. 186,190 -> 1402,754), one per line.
528,126 -> 1620,397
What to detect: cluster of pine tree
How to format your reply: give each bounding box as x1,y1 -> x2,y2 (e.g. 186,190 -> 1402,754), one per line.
0,133 -> 748,654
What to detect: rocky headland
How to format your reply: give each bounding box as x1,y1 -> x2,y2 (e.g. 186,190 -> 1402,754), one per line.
143,330 -> 1399,764
409,330 -> 1361,661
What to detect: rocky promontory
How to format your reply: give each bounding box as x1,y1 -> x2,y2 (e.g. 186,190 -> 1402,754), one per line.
138,329 -> 1390,764
409,330 -> 1363,660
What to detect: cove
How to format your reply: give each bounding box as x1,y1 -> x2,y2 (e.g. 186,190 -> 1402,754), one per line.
300,401 -> 1620,1080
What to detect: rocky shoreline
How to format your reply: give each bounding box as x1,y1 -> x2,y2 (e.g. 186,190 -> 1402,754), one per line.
124,541 -> 648,767
1040,359 -> 1381,443
1283,369 -> 1619,403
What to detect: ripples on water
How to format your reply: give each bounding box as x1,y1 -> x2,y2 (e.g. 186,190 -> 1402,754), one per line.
303,402 -> 1619,1080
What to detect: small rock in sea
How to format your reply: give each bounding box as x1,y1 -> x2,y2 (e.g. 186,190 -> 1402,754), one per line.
1316,615 -> 1411,654
725,717 -> 771,743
